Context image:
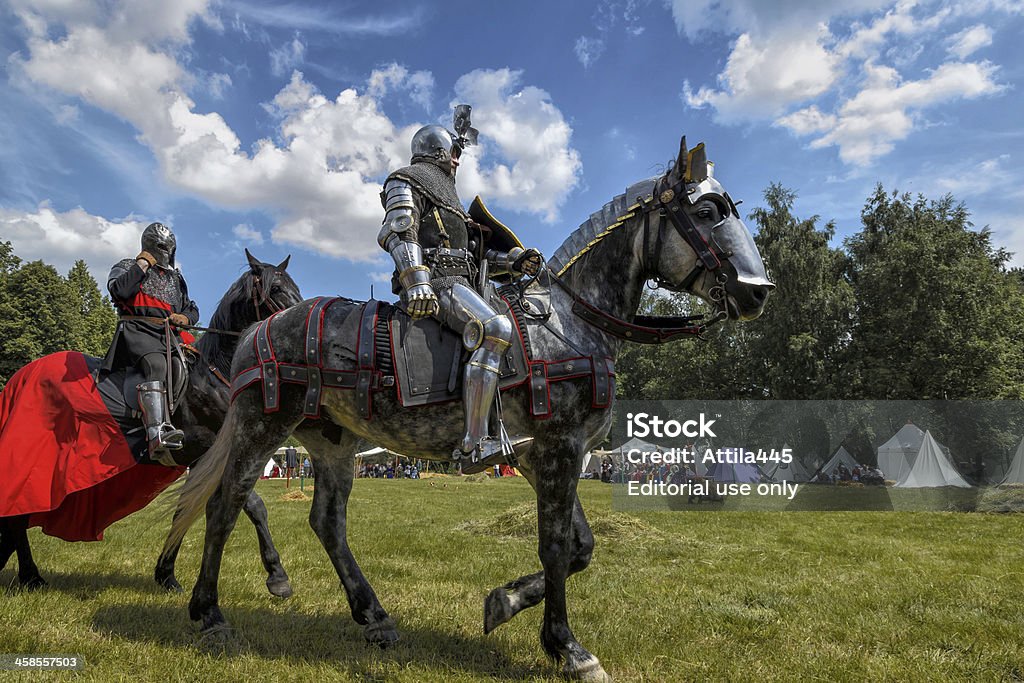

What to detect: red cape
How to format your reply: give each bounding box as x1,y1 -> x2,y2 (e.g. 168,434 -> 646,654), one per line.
0,351 -> 184,541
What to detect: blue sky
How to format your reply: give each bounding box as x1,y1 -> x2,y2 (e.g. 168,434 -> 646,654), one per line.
1,0 -> 1022,319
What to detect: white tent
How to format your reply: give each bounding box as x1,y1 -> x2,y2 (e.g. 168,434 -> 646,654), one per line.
615,437 -> 663,456
263,458 -> 277,477
895,430 -> 971,488
877,423 -> 924,481
998,436 -> 1024,485
877,423 -> 950,481
820,446 -> 860,477
581,452 -> 603,475
764,457 -> 811,482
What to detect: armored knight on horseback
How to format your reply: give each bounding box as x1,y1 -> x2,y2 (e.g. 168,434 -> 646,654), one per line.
379,106 -> 542,466
104,222 -> 199,465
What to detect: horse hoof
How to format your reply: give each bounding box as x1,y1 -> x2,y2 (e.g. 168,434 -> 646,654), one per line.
563,654 -> 611,682
364,618 -> 399,648
484,587 -> 514,634
20,576 -> 46,591
158,575 -> 184,594
266,579 -> 293,599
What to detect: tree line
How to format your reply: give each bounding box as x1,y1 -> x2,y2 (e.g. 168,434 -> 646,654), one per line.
0,241 -> 117,389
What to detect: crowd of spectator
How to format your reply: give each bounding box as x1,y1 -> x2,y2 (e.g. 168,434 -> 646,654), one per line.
359,461 -> 422,479
810,463 -> 885,485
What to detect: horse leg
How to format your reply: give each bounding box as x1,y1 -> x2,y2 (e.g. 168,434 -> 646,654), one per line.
154,507 -> 186,593
534,443 -> 608,682
0,520 -> 14,572
188,408 -> 300,636
1,516 -> 45,590
155,491 -> 289,597
241,490 -> 292,598
298,425 -> 398,646
484,493 -> 594,634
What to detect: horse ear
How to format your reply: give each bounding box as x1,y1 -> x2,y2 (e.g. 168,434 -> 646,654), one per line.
669,135 -> 688,183
245,248 -> 261,271
277,255 -> 291,271
685,142 -> 708,183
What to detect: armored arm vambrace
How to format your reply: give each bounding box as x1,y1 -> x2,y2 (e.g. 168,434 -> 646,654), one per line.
378,179 -> 437,316
484,247 -> 526,276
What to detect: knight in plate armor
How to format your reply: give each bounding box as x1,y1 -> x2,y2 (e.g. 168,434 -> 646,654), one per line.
104,222 -> 199,465
379,106 -> 542,465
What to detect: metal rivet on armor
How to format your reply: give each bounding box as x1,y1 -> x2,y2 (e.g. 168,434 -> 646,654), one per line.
534,369 -> 542,376
626,331 -> 633,337
660,189 -> 674,203
567,364 -> 574,371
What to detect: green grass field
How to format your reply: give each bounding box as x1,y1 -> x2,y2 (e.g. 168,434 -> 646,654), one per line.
3,477 -> 1024,682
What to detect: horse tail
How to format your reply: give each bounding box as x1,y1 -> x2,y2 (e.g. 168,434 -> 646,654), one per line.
161,408 -> 238,559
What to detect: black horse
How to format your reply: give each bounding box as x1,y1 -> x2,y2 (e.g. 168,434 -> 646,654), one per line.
0,250 -> 302,595
167,136 -> 773,680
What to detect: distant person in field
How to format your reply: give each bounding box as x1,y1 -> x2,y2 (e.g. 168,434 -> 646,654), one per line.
105,222 -> 199,465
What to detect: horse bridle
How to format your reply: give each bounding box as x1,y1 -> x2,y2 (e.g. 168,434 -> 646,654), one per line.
639,175 -> 730,317
251,270 -> 288,318
538,174 -> 731,344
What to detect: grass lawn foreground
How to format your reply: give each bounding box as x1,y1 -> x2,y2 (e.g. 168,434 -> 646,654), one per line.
3,477 -> 1024,682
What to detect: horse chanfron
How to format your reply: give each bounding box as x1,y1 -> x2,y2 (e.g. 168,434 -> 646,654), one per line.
645,136 -> 774,322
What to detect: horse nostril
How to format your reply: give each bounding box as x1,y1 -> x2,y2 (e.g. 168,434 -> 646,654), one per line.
751,286 -> 770,304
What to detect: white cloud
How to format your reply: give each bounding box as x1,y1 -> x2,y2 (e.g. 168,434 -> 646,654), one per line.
269,36 -> 306,77
807,61 -> 1003,165
205,72 -> 233,99
682,26 -> 840,122
8,2 -> 581,262
574,36 -> 606,68
232,223 -> 264,244
451,69 -> 582,222
671,0 -> 1013,166
574,0 -> 647,68
366,63 -> 435,111
668,0 -> 888,40
947,24 -> 994,58
0,203 -> 146,284
775,105 -> 837,135
222,1 -> 423,36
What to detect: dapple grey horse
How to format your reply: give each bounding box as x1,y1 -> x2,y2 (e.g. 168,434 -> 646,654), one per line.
165,136 -> 773,681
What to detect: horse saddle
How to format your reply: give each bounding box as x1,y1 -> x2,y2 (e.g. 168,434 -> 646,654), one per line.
237,289 -> 614,421
387,290 -> 529,408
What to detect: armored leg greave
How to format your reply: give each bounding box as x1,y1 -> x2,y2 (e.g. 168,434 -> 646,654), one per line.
437,284 -> 514,458
138,380 -> 184,466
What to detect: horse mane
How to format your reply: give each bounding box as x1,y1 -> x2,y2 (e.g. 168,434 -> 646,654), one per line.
195,264 -> 274,368
547,176 -> 659,279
